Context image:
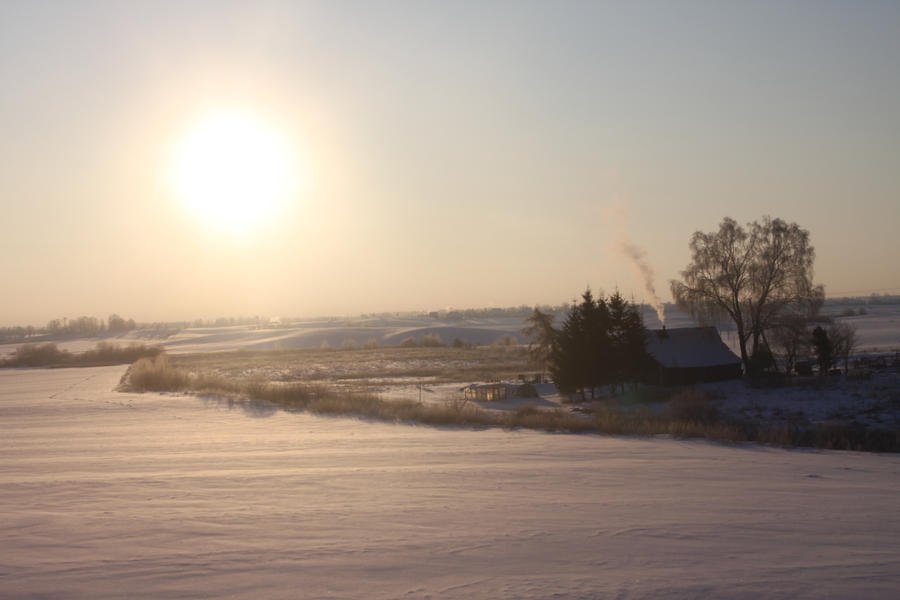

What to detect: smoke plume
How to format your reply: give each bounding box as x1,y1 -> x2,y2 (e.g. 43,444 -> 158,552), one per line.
618,240 -> 665,326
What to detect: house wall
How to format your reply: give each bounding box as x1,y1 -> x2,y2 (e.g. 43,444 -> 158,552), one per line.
646,362 -> 742,386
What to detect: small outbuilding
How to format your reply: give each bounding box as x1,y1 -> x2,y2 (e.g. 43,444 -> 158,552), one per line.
644,327 -> 742,385
464,383 -> 509,402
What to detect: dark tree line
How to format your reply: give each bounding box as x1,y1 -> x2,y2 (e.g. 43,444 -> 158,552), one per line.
0,315 -> 141,343
524,290 -> 650,399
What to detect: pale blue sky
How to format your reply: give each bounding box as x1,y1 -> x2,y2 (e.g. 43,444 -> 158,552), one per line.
2,1 -> 899,324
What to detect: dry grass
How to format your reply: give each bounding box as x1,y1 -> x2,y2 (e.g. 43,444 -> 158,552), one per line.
126,354 -> 189,391
666,389 -> 720,423
164,345 -> 537,384
124,354 -> 500,426
123,352 -> 899,452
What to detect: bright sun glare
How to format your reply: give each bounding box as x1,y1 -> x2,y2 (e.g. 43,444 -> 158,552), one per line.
171,110 -> 298,234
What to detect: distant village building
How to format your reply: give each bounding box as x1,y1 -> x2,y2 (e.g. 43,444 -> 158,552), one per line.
644,327 -> 742,385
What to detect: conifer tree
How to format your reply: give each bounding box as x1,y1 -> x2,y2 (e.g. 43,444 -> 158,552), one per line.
607,291 -> 649,393
811,326 -> 834,374
546,289 -> 648,398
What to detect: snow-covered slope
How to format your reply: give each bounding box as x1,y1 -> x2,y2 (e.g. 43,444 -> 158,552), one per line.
4,303 -> 899,358
160,320 -> 527,353
2,366 -> 899,599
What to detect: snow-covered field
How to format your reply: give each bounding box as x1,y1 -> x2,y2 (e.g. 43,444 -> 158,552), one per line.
2,365 -> 900,599
5,302 -> 898,359
700,372 -> 900,430
0,315 -> 530,359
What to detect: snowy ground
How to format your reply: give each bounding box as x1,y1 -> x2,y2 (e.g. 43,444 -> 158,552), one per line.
2,366 -> 900,599
700,372 -> 900,430
0,316 -> 529,359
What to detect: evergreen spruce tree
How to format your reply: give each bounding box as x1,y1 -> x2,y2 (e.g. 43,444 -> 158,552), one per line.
550,295 -> 589,398
811,326 -> 834,374
607,291 -> 649,393
549,289 -> 611,399
547,289 -> 648,399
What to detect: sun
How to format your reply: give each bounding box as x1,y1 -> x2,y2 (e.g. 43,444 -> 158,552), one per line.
170,109 -> 299,234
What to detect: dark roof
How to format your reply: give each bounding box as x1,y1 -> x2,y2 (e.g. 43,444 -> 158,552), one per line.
645,327 -> 741,369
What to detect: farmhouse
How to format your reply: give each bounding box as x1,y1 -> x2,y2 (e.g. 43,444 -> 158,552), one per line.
644,327 -> 742,385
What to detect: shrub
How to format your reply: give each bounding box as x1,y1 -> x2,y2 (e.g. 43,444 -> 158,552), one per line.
492,334 -> 517,347
420,333 -> 443,347
399,337 -> 418,348
4,343 -> 70,367
77,342 -> 162,366
2,342 -> 163,368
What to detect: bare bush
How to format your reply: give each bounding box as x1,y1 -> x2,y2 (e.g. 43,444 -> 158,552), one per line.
77,342 -> 162,366
420,333 -> 443,347
493,334 -> 518,347
829,322 -> 857,373
3,343 -> 69,367
2,342 -> 161,368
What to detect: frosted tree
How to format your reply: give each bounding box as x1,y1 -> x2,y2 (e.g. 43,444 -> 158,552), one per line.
671,216 -> 820,374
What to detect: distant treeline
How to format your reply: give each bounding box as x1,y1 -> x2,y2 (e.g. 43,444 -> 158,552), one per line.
46,314 -> 136,336
0,314 -> 186,344
426,305 -> 570,321
825,294 -> 900,306
0,342 -> 163,368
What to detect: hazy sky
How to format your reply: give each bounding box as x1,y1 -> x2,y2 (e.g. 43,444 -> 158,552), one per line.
2,0 -> 899,325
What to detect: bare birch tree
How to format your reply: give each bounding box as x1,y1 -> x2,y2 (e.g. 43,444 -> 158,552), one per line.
671,216 -> 820,374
